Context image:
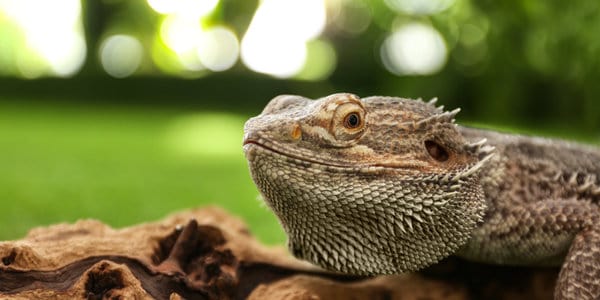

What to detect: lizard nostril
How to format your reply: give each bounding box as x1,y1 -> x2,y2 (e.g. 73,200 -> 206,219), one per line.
291,125 -> 302,141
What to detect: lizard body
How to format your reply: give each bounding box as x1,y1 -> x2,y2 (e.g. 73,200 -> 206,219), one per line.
242,93 -> 600,299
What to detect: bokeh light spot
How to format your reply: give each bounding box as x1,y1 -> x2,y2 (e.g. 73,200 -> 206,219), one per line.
241,36 -> 306,78
147,0 -> 219,17
460,23 -> 487,47
295,39 -> 337,81
384,0 -> 455,15
0,18 -> 20,75
152,21 -> 210,76
158,14 -> 219,73
99,35 -> 143,78
197,26 -> 239,72
160,15 -> 202,54
15,47 -> 46,79
381,23 -> 447,76
241,0 -> 326,78
330,0 -> 372,35
0,0 -> 86,77
179,50 -> 205,72
40,32 -> 86,77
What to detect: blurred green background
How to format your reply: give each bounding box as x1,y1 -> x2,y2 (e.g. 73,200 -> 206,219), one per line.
0,0 -> 599,245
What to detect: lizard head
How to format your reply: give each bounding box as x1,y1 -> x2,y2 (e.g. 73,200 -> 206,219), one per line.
243,93 -> 494,275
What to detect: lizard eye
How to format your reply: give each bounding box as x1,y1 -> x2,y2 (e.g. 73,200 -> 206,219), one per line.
343,112 -> 362,129
425,140 -> 449,162
331,101 -> 366,142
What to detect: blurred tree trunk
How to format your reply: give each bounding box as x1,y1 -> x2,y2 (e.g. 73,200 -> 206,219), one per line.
81,0 -> 110,75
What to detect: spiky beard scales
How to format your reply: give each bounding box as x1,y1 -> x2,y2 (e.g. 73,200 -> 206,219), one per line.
245,144 -> 489,275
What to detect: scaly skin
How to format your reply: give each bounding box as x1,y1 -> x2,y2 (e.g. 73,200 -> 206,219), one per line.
243,93 -> 600,299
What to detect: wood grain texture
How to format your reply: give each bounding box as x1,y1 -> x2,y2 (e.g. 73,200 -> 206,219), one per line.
0,207 -> 559,299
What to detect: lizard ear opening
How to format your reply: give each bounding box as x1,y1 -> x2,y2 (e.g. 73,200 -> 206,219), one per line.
425,140 -> 449,162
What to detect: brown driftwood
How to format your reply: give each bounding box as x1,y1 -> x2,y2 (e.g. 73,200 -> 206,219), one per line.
0,207 -> 558,299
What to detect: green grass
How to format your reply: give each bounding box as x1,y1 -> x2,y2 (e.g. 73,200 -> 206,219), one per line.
0,100 -> 286,245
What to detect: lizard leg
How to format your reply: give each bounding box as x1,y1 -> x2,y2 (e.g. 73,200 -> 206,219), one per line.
555,226 -> 600,300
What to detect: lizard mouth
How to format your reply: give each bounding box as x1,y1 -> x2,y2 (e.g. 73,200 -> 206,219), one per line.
243,138 -> 339,167
243,136 -> 376,170
242,139 -> 288,159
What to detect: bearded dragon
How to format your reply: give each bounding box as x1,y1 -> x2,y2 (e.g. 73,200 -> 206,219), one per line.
242,93 -> 600,299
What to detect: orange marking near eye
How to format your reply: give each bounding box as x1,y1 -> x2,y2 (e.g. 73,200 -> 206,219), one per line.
291,125 -> 302,140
